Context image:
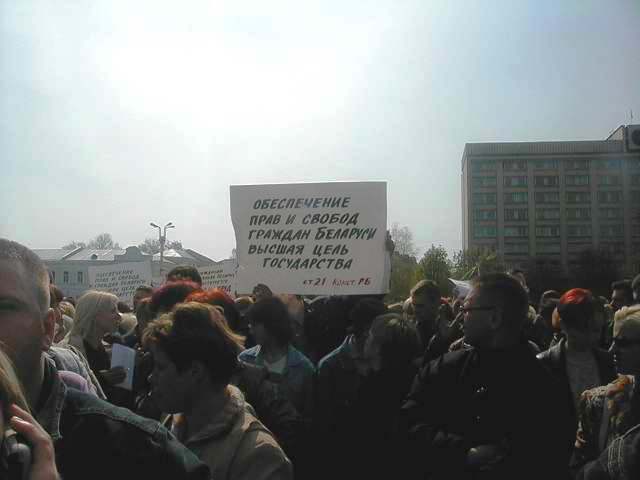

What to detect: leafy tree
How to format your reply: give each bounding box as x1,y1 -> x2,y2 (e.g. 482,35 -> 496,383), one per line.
61,241 -> 86,250
417,245 -> 452,296
388,252 -> 418,302
390,223 -> 418,258
451,247 -> 504,280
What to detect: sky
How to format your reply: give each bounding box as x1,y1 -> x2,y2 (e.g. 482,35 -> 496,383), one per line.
1,0 -> 639,261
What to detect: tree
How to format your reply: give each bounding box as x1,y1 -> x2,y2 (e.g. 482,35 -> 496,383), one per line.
418,245 -> 452,296
388,252 -> 419,303
390,223 -> 418,258
87,233 -> 121,250
451,247 -> 504,280
61,241 -> 86,250
571,248 -> 619,297
138,238 -> 183,255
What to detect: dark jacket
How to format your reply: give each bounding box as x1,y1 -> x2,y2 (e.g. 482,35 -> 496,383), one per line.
37,360 -> 210,480
577,423 -> 640,480
537,338 -> 617,453
400,343 -> 572,480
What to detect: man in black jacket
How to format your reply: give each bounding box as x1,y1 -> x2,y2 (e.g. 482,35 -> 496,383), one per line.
400,273 -> 571,480
0,238 -> 210,480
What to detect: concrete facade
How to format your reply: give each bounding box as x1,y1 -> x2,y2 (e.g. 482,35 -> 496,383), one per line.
461,126 -> 640,276
35,246 -> 217,298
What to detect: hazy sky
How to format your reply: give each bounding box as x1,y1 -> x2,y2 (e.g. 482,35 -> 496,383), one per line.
2,0 -> 639,260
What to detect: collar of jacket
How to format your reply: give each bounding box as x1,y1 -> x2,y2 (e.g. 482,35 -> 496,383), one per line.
167,385 -> 247,445
36,357 -> 68,441
242,344 -> 307,369
540,338 -> 616,382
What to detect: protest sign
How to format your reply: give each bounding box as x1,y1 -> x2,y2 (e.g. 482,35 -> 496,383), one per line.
88,261 -> 152,304
448,278 -> 472,299
230,181 -> 387,295
197,260 -> 238,295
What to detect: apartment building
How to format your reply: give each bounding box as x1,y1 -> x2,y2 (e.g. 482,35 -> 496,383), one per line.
461,125 -> 640,276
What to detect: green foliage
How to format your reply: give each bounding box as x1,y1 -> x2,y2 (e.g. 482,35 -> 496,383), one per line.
417,245 -> 452,296
388,252 -> 419,303
451,247 -> 504,280
138,238 -> 183,255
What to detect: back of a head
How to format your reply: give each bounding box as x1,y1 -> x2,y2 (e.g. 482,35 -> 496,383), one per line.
370,313 -> 421,372
185,288 -> 241,332
73,290 -> 119,339
246,296 -> 293,347
0,238 -> 50,313
612,280 -> 634,304
150,281 -> 202,315
472,272 -> 529,334
410,279 -> 440,300
349,298 -> 387,336
557,288 -> 595,331
143,302 -> 244,387
166,265 -> 203,286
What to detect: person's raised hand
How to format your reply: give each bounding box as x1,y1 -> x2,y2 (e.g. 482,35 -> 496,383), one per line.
8,404 -> 60,480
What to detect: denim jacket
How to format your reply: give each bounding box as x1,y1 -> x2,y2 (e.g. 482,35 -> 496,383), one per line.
37,358 -> 210,480
239,345 -> 315,418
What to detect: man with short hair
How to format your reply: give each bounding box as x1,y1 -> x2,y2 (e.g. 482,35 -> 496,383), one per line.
0,238 -> 209,480
166,265 -> 203,286
132,285 -> 153,312
401,273 -> 570,479
611,280 -> 634,312
410,279 -> 441,346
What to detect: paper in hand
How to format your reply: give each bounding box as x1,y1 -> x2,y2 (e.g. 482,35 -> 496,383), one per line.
110,343 -> 136,391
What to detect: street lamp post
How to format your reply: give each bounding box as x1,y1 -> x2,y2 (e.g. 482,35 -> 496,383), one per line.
150,221 -> 175,281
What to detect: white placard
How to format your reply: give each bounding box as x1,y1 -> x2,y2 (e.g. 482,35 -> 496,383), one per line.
88,261 -> 152,304
449,278 -> 472,299
230,181 -> 388,295
110,343 -> 136,391
197,260 -> 238,295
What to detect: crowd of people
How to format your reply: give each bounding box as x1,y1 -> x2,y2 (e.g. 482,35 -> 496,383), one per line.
1,237 -> 640,479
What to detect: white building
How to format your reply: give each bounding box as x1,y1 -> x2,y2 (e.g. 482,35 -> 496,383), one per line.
35,246 -> 216,298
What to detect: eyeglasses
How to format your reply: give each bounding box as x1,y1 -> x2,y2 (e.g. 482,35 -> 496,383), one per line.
612,337 -> 640,348
460,305 -> 497,315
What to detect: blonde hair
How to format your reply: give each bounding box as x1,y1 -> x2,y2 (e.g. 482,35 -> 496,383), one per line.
70,290 -> 119,340
613,305 -> 640,338
59,301 -> 76,319
0,347 -> 30,415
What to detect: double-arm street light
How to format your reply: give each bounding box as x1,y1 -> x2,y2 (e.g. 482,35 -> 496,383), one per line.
150,221 -> 175,280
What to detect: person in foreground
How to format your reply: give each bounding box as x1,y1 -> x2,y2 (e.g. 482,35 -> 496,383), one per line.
0,238 -> 210,480
145,301 -> 292,480
400,272 -> 571,480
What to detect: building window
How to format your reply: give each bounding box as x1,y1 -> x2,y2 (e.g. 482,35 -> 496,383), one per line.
63,271 -> 69,284
600,225 -> 624,237
504,176 -> 528,187
537,243 -> 561,254
629,160 -> 640,171
567,208 -> 591,220
600,242 -> 625,255
565,159 -> 589,170
503,160 -> 527,171
536,208 -> 560,220
567,225 -> 592,237
472,176 -> 497,188
472,160 -> 497,172
77,271 -> 84,284
504,192 -> 528,204
594,159 -> 622,170
565,175 -> 590,186
475,226 -> 497,238
631,175 -> 640,186
504,226 -> 528,237
533,159 -> 559,170
505,208 -> 528,221
599,208 -> 622,219
566,192 -> 591,203
473,193 -> 497,205
504,243 -> 529,254
474,209 -> 497,221
534,176 -> 559,187
633,191 -> 640,203
632,224 -> 640,237
599,175 -> 621,186
597,191 -> 623,203
534,191 -> 560,203
535,226 -> 560,237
